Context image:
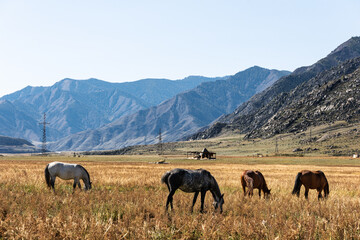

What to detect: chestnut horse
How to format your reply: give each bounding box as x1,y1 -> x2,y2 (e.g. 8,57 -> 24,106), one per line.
241,170 -> 271,198
292,170 -> 329,199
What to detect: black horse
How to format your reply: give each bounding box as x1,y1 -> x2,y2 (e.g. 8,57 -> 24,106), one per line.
161,168 -> 224,213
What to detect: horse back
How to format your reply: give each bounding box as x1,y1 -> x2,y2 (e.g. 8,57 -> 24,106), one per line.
242,170 -> 264,189
300,170 -> 327,189
48,162 -> 80,180
171,168 -> 212,192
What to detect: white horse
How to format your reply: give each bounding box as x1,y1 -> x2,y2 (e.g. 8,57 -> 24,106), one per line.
45,162 -> 92,193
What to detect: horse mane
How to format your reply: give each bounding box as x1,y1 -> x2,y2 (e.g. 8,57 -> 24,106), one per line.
77,164 -> 90,181
256,171 -> 269,189
206,171 -> 222,199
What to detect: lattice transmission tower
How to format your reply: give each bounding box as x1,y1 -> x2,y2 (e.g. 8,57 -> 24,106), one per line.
39,113 -> 49,154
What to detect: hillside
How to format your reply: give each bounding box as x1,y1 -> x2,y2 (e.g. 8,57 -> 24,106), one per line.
246,57 -> 360,139
0,135 -> 40,153
0,76 -> 221,142
190,36 -> 360,140
50,67 -> 290,151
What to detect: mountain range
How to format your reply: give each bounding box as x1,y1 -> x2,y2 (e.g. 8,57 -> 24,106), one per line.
0,76 -> 224,142
49,67 -> 289,151
2,36 -> 359,153
190,37 -> 360,140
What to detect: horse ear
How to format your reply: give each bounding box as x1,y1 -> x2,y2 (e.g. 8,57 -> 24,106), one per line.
221,193 -> 224,198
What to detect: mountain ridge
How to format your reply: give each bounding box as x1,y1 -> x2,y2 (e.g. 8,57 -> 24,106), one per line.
0,75 -> 223,142
49,66 -> 290,151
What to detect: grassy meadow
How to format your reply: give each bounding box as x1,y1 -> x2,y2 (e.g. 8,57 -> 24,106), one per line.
1,155 -> 360,239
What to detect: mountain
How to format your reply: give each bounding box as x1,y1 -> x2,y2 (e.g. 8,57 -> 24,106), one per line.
0,76 -> 222,142
0,100 -> 40,141
0,135 -> 40,153
246,57 -> 360,139
190,36 -> 360,140
50,67 -> 290,151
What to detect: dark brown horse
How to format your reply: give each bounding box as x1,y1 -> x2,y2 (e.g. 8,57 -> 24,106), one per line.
292,170 -> 329,199
161,168 -> 224,213
241,170 -> 271,198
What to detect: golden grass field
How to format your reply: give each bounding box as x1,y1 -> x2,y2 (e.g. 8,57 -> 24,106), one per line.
1,155 -> 360,239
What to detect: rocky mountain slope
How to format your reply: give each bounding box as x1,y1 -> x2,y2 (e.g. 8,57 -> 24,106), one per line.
0,76 -> 221,141
190,36 -> 360,140
50,67 -> 290,151
247,57 -> 360,138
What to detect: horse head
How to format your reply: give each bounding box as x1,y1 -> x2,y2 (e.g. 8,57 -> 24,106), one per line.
213,193 -> 224,213
85,181 -> 92,191
264,188 -> 271,198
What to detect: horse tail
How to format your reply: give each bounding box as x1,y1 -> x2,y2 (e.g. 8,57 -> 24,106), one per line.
318,171 -> 330,197
292,172 -> 302,195
324,179 -> 330,197
45,164 -> 51,188
244,175 -> 253,195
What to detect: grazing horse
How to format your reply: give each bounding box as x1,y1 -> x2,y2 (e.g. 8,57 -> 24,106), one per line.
161,168 -> 224,213
241,170 -> 271,198
292,170 -> 329,199
45,162 -> 92,193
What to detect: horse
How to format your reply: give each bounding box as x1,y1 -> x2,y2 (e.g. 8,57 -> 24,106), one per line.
291,170 -> 329,199
45,162 -> 92,193
241,170 -> 271,198
161,168 -> 224,213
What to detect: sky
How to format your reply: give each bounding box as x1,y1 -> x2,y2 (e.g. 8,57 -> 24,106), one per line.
0,0 -> 359,97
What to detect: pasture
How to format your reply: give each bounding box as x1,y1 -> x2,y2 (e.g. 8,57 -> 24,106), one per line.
1,155 -> 360,239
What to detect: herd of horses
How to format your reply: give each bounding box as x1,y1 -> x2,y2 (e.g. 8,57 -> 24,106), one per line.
44,161 -> 330,213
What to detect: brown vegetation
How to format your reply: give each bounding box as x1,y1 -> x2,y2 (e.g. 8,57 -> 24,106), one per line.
1,156 -> 360,239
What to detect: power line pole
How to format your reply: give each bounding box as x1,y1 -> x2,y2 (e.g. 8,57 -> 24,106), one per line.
39,113 -> 49,154
275,137 -> 279,154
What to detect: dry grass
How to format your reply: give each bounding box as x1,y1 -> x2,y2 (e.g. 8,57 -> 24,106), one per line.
1,155 -> 360,239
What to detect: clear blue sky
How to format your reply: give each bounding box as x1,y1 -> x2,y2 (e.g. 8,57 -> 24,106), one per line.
0,0 -> 359,97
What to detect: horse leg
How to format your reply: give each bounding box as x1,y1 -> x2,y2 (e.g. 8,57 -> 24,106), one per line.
166,189 -> 176,211
191,192 -> 199,213
242,185 -> 246,197
258,189 -> 261,198
317,188 -> 323,200
73,179 -> 77,193
304,187 -> 309,199
73,178 -> 81,193
200,190 -> 206,213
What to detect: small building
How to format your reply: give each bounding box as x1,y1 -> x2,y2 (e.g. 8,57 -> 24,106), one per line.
187,148 -> 216,159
